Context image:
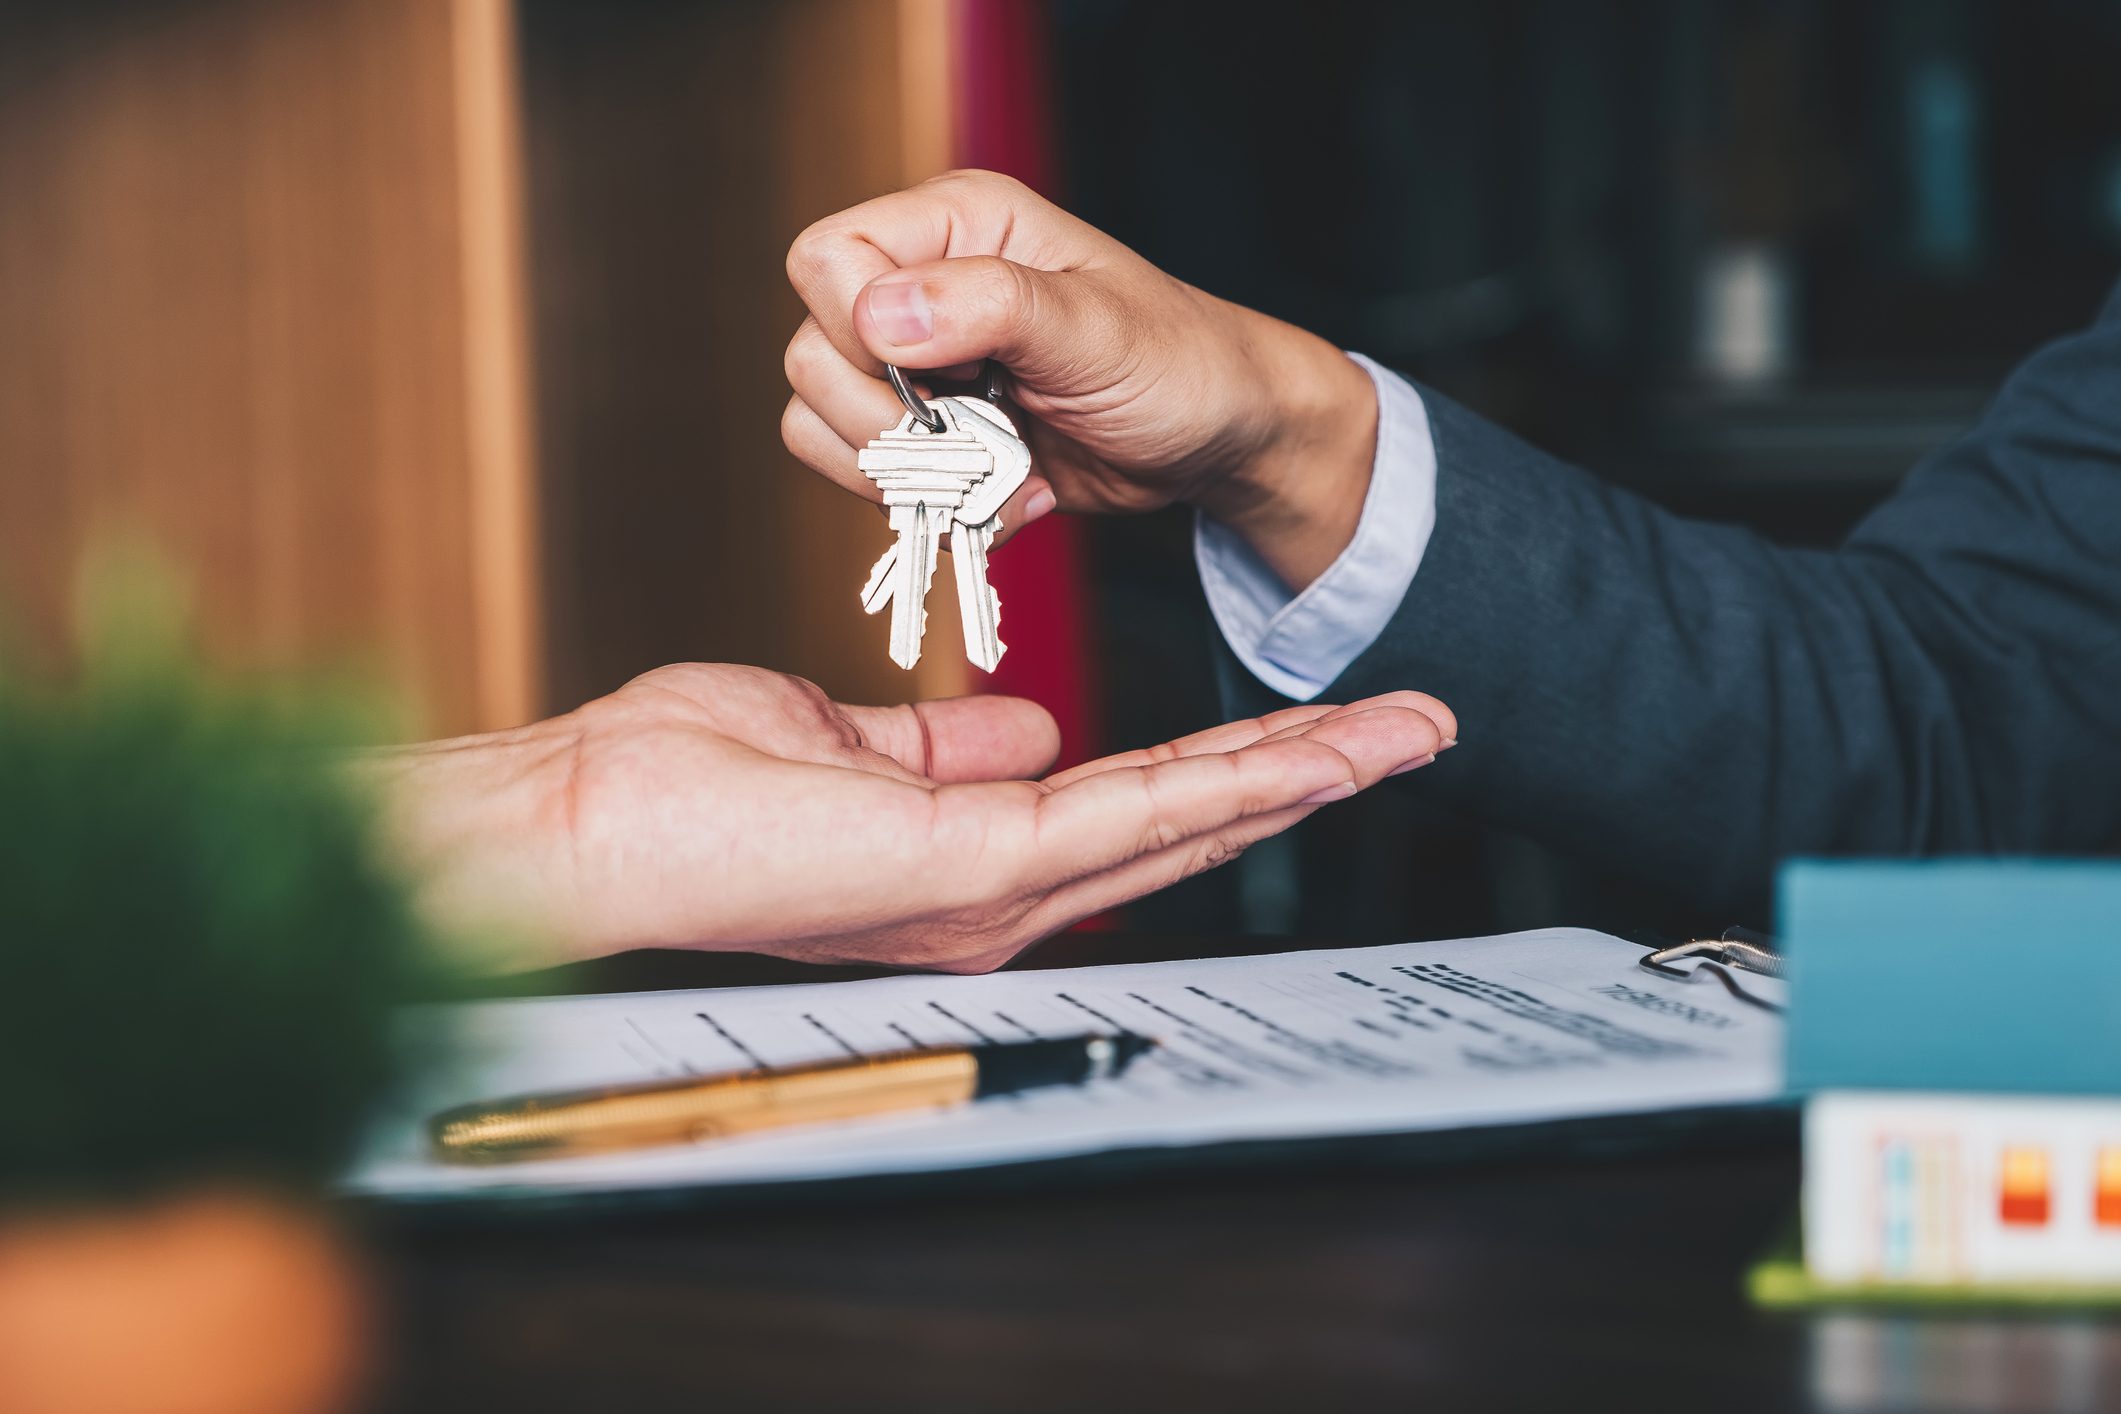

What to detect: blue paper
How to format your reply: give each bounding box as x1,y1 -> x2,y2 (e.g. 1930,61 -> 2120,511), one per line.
1782,860 -> 2121,1096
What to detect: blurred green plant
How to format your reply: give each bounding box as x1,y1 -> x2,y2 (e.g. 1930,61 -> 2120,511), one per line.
0,571 -> 444,1204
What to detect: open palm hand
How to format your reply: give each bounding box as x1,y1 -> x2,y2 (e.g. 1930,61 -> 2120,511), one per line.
377,664 -> 1452,972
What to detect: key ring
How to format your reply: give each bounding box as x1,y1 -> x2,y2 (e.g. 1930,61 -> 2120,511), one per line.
887,361 -> 1007,434
886,365 -> 947,434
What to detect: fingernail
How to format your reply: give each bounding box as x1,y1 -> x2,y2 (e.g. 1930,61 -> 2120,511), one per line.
1300,781 -> 1358,805
869,280 -> 934,345
1025,487 -> 1058,520
1437,737 -> 1458,751
1386,754 -> 1438,777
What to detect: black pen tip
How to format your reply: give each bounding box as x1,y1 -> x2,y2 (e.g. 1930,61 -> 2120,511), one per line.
975,1033 -> 1160,1098
1108,1032 -> 1156,1075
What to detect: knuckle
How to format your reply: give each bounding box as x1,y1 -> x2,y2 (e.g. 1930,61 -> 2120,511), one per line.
785,219 -> 836,286
935,167 -> 1016,194
782,320 -> 829,390
783,673 -> 831,710
964,255 -> 1036,331
1135,773 -> 1187,855
871,701 -> 925,771
781,406 -> 842,477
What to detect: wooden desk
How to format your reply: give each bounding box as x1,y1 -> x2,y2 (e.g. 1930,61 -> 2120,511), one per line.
369,938 -> 2121,1413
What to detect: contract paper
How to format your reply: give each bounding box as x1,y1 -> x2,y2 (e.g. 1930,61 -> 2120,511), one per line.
347,928 -> 1786,1200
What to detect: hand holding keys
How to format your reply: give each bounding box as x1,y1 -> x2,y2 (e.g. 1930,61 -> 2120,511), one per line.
856,366 -> 1031,672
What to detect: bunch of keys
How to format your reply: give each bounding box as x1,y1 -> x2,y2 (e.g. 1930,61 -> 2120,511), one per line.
856,364 -> 1031,672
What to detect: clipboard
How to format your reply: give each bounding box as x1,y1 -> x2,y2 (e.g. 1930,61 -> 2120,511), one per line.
349,928 -> 1796,1218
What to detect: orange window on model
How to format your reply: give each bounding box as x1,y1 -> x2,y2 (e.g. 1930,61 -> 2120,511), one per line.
2096,1147 -> 2121,1228
1999,1146 -> 2051,1227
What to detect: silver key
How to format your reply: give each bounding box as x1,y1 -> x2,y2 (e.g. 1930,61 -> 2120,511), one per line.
884,502 -> 948,668
933,396 -> 1030,671
943,396 -> 1031,528
951,517 -> 1002,672
856,390 -> 1034,672
856,403 -> 994,669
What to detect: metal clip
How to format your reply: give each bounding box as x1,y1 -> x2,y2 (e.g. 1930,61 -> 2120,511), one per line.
1638,928 -> 1786,1013
1644,932 -> 1786,978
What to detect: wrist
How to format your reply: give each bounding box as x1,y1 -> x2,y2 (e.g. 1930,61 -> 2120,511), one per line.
351,723 -> 583,969
1194,310 -> 1378,591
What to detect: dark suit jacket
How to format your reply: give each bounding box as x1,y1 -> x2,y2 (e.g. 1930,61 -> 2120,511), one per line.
1226,280 -> 2121,919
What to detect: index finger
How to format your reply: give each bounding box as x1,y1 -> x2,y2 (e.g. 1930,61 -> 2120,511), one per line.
1017,736 -> 1362,886
1038,703 -> 1342,790
1040,690 -> 1454,791
783,171 -> 1072,375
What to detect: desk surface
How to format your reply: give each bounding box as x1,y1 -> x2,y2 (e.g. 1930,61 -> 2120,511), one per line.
370,936 -> 2121,1414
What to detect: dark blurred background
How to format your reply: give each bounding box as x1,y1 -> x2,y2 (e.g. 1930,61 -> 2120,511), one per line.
4,0 -> 2119,953
1061,0 -> 2121,946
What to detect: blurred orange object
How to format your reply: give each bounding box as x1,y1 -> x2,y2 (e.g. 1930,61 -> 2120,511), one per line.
0,1191 -> 367,1414
1997,1145 -> 2052,1227
2097,1147 -> 2121,1228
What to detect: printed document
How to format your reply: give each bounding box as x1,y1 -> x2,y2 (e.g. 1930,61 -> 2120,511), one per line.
348,928 -> 1785,1199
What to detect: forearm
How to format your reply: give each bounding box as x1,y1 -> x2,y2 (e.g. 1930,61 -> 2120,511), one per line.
1324,381 -> 2121,917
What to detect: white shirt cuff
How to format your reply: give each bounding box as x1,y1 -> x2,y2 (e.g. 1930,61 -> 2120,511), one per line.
1193,354 -> 1437,701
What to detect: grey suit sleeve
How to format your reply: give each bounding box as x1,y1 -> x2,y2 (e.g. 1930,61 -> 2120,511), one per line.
1303,281 -> 2121,917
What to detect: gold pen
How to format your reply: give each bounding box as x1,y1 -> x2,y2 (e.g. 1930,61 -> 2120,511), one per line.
428,1033 -> 1155,1165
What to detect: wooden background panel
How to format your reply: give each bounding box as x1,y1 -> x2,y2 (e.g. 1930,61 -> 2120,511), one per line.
520,0 -> 962,714
0,0 -> 538,736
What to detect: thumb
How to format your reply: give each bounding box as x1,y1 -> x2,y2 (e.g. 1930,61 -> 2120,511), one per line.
840,694 -> 1061,783
854,256 -> 1125,391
